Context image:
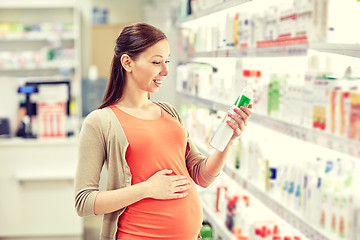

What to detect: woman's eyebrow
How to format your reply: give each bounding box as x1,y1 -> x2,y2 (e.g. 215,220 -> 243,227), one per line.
151,53 -> 171,58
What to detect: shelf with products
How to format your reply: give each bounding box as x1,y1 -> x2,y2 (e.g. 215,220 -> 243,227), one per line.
200,195 -> 236,240
179,96 -> 360,239
178,0 -> 252,25
0,0 -> 80,8
0,32 -> 77,41
195,137 -> 357,240
0,61 -> 77,71
0,20 -> 79,75
177,90 -> 360,159
0,3 -> 81,75
189,41 -> 360,59
176,1 -> 360,240
221,165 -> 332,240
0,2 -> 82,138
196,145 -> 314,240
176,0 -> 360,61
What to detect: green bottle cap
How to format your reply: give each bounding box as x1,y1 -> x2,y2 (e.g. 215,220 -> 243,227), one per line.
235,94 -> 251,108
200,225 -> 213,238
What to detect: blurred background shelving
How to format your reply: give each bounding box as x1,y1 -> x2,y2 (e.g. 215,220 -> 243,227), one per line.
175,0 -> 360,239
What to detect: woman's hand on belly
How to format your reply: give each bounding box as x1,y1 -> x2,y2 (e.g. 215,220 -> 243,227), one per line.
143,169 -> 191,200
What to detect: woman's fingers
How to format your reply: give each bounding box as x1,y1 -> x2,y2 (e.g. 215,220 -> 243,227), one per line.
171,176 -> 191,192
234,107 -> 251,125
171,192 -> 189,199
228,107 -> 251,127
148,170 -> 191,199
171,176 -> 189,184
226,106 -> 252,139
172,182 -> 190,190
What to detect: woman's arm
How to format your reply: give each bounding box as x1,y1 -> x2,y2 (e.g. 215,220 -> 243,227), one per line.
74,111 -> 106,217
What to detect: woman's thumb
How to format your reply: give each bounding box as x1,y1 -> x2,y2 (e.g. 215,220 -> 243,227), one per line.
158,169 -> 173,175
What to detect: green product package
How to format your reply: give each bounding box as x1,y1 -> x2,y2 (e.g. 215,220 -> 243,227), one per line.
235,94 -> 251,108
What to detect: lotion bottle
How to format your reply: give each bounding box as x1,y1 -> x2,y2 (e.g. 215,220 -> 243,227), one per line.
210,86 -> 252,151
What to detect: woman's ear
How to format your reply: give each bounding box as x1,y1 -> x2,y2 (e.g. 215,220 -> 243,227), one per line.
120,54 -> 132,72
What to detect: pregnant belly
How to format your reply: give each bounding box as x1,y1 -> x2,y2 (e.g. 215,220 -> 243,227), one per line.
117,185 -> 203,240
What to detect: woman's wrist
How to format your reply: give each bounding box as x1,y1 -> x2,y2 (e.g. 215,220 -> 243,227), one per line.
226,139 -> 236,148
137,181 -> 151,199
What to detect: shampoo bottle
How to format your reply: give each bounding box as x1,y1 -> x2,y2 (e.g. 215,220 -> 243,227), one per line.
210,86 -> 252,151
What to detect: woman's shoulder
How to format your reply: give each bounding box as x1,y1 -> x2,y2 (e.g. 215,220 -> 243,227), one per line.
85,107 -> 111,120
82,107 -> 115,127
155,102 -> 178,117
155,101 -> 184,124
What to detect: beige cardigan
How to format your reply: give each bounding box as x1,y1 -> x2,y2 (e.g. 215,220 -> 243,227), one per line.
74,102 -> 216,240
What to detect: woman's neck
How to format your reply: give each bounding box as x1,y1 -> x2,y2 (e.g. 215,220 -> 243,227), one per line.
119,76 -> 151,108
116,93 -> 150,109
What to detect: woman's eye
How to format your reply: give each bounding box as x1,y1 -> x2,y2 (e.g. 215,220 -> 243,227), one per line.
152,60 -> 170,65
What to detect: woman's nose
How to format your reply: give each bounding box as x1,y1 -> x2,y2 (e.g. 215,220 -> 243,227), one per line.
160,63 -> 169,76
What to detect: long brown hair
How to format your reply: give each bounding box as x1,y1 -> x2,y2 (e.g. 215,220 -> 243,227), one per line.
98,23 -> 167,109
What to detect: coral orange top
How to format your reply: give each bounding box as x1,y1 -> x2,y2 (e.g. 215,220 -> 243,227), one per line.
110,104 -> 203,240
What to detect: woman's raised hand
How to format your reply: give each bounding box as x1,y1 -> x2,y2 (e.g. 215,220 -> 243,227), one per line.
227,105 -> 252,141
145,169 -> 191,200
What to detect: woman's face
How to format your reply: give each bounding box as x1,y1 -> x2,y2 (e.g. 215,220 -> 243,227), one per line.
130,39 -> 170,93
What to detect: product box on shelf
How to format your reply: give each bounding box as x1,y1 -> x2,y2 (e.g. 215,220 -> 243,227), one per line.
251,12 -> 265,46
237,12 -> 251,49
263,6 -> 279,41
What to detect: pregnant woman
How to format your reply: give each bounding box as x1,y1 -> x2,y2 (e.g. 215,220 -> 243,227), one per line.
74,23 -> 251,240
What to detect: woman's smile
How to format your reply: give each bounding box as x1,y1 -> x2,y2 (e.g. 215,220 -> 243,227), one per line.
153,79 -> 163,87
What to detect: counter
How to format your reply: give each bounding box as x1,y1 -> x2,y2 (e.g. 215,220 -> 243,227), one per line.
0,137 -> 83,240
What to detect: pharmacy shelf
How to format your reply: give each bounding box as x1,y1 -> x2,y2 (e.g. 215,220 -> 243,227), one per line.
0,33 -> 77,41
191,40 -> 308,58
221,165 -> 335,240
0,3 -> 82,123
0,0 -> 78,8
177,91 -> 229,110
178,0 -> 360,59
201,198 -> 236,240
177,0 -> 252,25
196,143 -> 334,240
190,42 -> 360,59
310,42 -> 360,58
250,114 -> 360,158
0,62 -> 77,71
177,91 -> 360,158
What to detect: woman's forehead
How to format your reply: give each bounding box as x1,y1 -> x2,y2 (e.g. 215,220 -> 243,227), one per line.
142,39 -> 170,58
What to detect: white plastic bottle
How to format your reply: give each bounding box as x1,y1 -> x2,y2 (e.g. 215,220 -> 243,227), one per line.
209,86 -> 252,152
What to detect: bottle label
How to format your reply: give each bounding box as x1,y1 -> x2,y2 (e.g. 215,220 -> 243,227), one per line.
238,95 -> 251,108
